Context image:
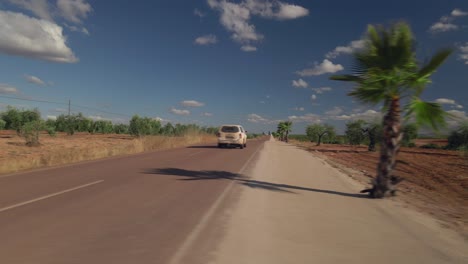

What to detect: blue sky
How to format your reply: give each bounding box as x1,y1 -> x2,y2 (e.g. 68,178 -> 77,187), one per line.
0,0 -> 467,134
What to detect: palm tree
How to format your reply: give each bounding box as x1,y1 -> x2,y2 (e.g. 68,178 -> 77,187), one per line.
278,121 -> 293,142
330,22 -> 452,198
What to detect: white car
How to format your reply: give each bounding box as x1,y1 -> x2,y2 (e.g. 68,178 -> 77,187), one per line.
217,124 -> 247,149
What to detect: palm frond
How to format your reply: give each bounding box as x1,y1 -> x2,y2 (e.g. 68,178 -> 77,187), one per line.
329,75 -> 363,82
348,86 -> 388,105
417,48 -> 453,78
406,98 -> 447,131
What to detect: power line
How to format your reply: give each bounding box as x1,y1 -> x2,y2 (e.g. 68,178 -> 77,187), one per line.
0,95 -> 131,118
0,95 -> 68,105
71,104 -> 132,118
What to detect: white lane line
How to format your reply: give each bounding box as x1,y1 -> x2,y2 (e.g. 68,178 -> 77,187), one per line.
0,180 -> 104,213
167,143 -> 264,264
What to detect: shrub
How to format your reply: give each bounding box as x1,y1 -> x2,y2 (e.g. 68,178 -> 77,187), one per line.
0,119 -> 5,130
289,134 -> 309,142
46,126 -> 56,137
447,123 -> 468,150
402,123 -> 418,147
20,120 -> 45,146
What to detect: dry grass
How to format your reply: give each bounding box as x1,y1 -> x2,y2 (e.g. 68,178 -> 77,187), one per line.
0,131 -> 216,175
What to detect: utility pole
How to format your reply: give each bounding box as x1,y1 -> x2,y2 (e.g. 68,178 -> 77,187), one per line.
68,99 -> 71,116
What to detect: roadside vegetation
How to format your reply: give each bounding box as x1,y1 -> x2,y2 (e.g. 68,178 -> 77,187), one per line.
330,22 -> 452,198
0,107 -> 220,174
0,107 -> 218,146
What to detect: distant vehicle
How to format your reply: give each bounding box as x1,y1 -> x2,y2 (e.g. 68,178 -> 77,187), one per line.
216,124 -> 247,149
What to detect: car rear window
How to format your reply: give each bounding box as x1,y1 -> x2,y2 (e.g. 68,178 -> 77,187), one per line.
221,126 -> 240,133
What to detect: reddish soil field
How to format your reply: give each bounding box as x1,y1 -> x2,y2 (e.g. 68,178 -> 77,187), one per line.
291,140 -> 468,237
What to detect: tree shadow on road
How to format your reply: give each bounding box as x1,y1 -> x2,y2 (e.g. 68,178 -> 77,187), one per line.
143,168 -> 368,198
186,145 -> 218,149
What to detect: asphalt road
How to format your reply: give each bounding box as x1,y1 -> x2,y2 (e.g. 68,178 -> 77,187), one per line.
0,138 -> 267,264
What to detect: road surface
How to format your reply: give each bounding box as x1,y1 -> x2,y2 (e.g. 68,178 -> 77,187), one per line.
0,137 -> 466,264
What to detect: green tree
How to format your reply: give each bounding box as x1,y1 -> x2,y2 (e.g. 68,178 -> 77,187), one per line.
306,124 -> 335,146
330,22 -> 451,198
402,123 -> 418,147
345,120 -> 367,145
129,115 -> 162,136
91,120 -> 114,134
0,119 -> 5,130
162,122 -> 175,136
114,124 -> 129,134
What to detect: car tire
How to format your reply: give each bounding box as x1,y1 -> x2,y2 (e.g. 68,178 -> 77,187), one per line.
239,144 -> 244,149
218,144 -> 223,148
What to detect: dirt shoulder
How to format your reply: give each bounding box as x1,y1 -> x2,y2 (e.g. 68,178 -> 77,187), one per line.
212,139 -> 467,264
290,140 -> 467,238
0,131 -> 216,175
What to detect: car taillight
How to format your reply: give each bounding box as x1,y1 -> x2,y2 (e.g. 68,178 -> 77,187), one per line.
239,133 -> 242,138
216,132 -> 221,137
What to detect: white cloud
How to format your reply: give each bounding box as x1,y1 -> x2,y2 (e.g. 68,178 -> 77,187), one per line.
0,10 -> 78,63
194,8 -> 206,18
247,113 -> 276,124
244,0 -> 309,20
311,94 -> 317,101
194,34 -> 218,45
435,98 -> 456,105
429,8 -> 467,33
447,110 -> 468,128
297,59 -> 343,76
208,0 -> 308,50
292,78 -> 308,88
9,0 -> 92,26
202,112 -> 213,117
293,107 -> 305,111
429,22 -> 458,33
288,113 -> 321,123
324,107 -> 343,116
154,116 -> 170,123
0,84 -> 19,94
170,108 -> 191,116
208,0 -> 263,45
57,0 -> 92,24
181,100 -> 205,107
64,23 -> 89,35
451,8 -> 468,17
435,98 -> 464,109
329,109 -> 381,121
88,115 -> 110,121
459,42 -> 468,65
24,74 -> 46,86
326,40 -> 365,59
241,45 -> 257,52
8,0 -> 52,21
259,100 -> 266,104
311,87 -> 332,94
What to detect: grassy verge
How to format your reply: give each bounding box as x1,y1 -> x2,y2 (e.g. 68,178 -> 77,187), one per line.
0,133 -> 216,175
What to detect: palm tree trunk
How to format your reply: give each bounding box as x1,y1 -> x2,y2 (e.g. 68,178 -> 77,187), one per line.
371,98 -> 403,198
